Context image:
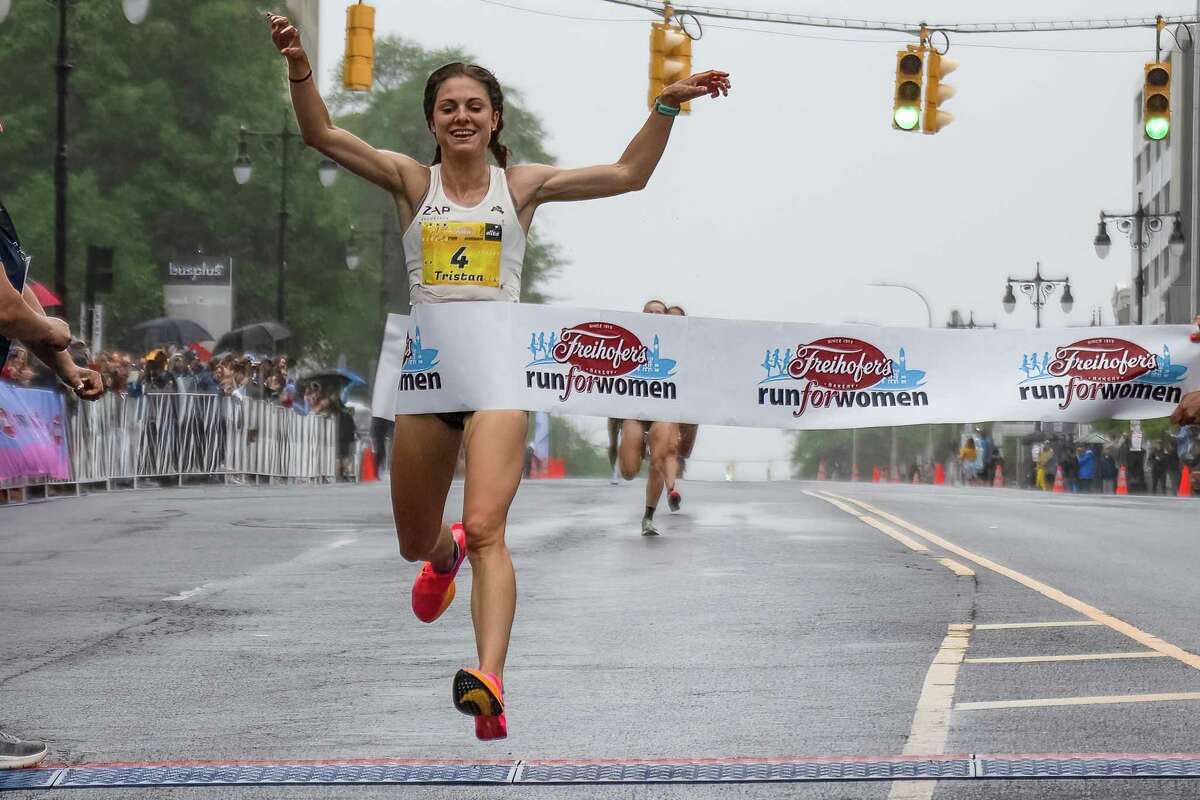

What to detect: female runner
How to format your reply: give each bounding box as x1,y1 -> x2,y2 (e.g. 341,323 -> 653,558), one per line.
268,13 -> 729,739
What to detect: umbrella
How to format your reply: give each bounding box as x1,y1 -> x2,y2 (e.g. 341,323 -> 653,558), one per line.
129,317 -> 214,351
301,368 -> 366,388
28,280 -> 61,307
214,322 -> 291,356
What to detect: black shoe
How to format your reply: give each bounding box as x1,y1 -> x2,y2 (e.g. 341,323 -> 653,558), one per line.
0,730 -> 48,769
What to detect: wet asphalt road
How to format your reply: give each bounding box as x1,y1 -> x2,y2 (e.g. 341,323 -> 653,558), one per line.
2,478 -> 1199,798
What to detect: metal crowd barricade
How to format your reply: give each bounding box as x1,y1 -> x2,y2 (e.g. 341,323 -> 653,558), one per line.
2,390 -> 339,502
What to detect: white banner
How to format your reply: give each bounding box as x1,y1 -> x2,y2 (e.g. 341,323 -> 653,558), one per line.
372,303 -> 1200,430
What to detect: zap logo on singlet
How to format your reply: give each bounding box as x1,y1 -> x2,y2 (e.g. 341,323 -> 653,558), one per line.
1017,336 -> 1187,411
421,222 -> 502,288
525,321 -> 679,403
758,336 -> 930,418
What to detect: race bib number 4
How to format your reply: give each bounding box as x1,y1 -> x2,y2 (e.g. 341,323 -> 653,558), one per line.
421,222 -> 502,288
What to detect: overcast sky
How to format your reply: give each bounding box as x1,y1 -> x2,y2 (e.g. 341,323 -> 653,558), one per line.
314,1 -> 1194,476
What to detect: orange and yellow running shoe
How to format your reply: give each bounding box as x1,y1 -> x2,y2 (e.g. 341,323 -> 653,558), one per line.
411,523 -> 467,623
453,668 -> 507,740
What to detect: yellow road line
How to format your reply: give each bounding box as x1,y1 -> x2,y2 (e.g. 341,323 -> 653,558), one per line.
937,558 -> 975,577
964,651 -> 1168,665
956,692 -> 1200,711
975,621 -> 1102,630
800,490 -> 862,516
887,624 -> 972,800
859,515 -> 929,552
821,491 -> 1200,672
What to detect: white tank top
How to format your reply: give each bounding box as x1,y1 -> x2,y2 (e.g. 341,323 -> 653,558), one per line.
402,165 -> 526,305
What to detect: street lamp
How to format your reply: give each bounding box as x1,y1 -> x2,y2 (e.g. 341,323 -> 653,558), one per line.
233,116 -> 338,324
1093,191 -> 1185,324
1002,262 -> 1072,328
344,221 -> 404,324
0,0 -> 150,319
868,281 -> 934,328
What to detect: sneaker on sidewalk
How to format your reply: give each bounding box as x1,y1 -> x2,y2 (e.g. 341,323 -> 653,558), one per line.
641,517 -> 659,536
0,730 -> 48,769
411,523 -> 468,623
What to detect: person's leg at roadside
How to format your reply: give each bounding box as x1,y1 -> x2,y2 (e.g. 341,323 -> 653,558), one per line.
454,410 -> 527,740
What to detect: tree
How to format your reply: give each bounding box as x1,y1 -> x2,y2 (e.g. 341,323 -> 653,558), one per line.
0,9 -> 562,373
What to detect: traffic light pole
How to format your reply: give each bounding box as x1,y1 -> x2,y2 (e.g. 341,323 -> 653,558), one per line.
54,0 -> 71,319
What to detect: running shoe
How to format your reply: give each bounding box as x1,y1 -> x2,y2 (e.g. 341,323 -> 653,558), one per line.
453,668 -> 507,740
411,523 -> 467,623
641,517 -> 659,536
0,730 -> 47,769
610,464 -> 620,485
668,490 -> 682,512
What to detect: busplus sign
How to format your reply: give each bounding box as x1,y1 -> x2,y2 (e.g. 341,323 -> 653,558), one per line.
164,256 -> 233,341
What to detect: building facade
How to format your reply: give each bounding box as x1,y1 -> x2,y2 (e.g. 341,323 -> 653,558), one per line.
1130,48 -> 1195,324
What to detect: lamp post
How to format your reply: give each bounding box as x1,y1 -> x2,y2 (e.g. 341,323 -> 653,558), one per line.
1093,191 -> 1184,324
1002,261 -> 1074,329
0,0 -> 150,318
868,281 -> 934,480
233,115 -> 338,324
344,218 -> 404,327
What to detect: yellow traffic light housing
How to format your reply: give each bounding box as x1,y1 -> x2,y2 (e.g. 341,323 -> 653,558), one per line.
1144,61 -> 1171,140
892,47 -> 923,131
649,21 -> 692,114
922,50 -> 957,134
342,1 -> 375,92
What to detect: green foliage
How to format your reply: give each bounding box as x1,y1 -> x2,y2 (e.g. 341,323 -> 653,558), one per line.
789,424 -> 962,479
0,9 -> 562,372
542,416 -> 610,477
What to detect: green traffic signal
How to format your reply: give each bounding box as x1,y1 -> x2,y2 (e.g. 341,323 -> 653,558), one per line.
893,106 -> 920,130
1145,117 -> 1170,140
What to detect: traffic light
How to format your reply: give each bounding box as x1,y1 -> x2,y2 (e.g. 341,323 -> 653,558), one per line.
892,47 -> 923,131
1144,61 -> 1171,140
342,1 -> 375,92
922,50 -> 957,134
649,21 -> 692,114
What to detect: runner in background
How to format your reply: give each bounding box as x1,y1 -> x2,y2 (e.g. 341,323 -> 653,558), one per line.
608,299 -> 667,485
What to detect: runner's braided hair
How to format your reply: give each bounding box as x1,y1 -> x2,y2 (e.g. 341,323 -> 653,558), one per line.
424,63 -> 509,169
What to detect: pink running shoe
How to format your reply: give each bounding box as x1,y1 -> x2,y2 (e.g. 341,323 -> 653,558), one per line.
411,523 -> 467,623
453,668 -> 507,741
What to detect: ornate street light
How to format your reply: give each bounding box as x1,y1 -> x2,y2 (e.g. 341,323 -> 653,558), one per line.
1002,262 -> 1072,328
1093,191 -> 1186,323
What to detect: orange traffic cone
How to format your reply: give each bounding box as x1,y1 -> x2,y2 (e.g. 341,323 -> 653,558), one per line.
1052,465 -> 1066,493
934,463 -> 946,485
817,461 -> 827,481
360,444 -> 378,483
1116,465 -> 1129,495
872,466 -> 881,483
1180,464 -> 1193,498
993,463 -> 1004,489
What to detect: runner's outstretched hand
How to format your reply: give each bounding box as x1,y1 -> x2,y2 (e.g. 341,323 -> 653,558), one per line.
659,70 -> 732,106
1171,316 -> 1200,424
266,12 -> 306,63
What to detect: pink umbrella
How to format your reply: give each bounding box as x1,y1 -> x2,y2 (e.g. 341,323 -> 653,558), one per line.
28,280 -> 62,308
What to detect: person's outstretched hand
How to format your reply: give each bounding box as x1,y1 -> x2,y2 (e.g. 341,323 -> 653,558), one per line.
659,70 -> 732,106
266,13 -> 306,63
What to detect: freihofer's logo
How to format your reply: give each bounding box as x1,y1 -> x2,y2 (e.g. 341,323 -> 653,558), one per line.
526,321 -> 678,403
552,322 -> 647,376
759,336 -> 929,418
788,339 -> 893,390
1046,339 -> 1156,382
1018,336 -> 1186,411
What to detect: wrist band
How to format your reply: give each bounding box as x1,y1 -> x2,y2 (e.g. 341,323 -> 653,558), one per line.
289,69 -> 313,83
654,100 -> 681,117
